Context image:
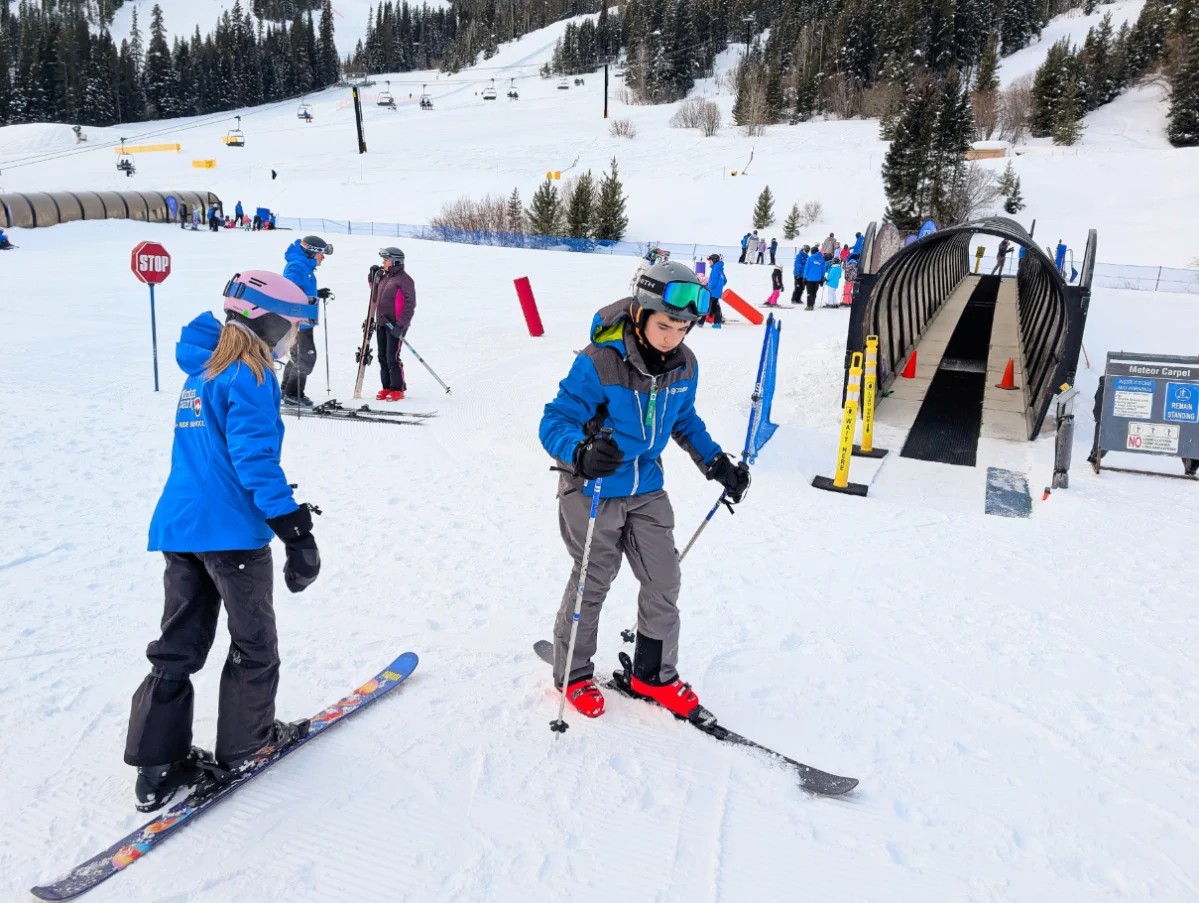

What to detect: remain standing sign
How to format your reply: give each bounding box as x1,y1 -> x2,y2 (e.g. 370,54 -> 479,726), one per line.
1099,352 -> 1199,464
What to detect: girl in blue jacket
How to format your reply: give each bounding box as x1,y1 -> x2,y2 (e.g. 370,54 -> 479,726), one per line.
124,271 -> 322,812
539,260 -> 750,722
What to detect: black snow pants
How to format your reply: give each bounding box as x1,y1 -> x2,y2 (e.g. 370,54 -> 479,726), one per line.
125,548 -> 279,767
281,328 -> 317,399
376,322 -> 406,391
805,280 -> 822,307
792,276 -> 804,304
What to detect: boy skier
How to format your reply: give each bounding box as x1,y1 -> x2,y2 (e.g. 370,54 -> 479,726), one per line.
539,260 -> 751,719
280,236 -> 334,406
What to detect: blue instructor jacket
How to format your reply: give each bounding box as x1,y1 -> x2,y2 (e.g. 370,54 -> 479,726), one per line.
283,240 -> 319,329
148,312 -> 299,552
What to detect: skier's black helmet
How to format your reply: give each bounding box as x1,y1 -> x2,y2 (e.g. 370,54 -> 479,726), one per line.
300,235 -> 333,258
379,247 -> 405,266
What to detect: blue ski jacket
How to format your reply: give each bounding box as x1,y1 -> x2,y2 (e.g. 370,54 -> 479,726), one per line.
803,250 -> 826,282
540,301 -> 722,499
235,202 -> 244,219
852,235 -> 864,257
707,260 -> 727,300
826,262 -> 843,289
283,240 -> 319,329
794,250 -> 809,278
741,234 -> 750,249
148,312 -> 299,552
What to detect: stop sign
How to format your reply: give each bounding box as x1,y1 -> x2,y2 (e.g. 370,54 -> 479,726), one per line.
131,241 -> 171,284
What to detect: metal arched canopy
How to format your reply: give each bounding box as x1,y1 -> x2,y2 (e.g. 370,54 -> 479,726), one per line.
849,215 -> 1093,441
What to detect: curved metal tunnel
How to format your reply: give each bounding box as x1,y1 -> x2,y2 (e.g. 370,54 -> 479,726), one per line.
847,217 -> 1096,442
1,190 -> 223,229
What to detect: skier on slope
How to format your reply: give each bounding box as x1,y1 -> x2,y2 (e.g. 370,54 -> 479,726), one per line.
0,227 -> 13,250
704,253 -> 727,328
792,245 -> 810,304
369,247 -> 417,400
538,260 -> 750,720
124,271 -> 321,812
803,246 -> 827,310
280,235 -> 334,406
766,263 -> 783,306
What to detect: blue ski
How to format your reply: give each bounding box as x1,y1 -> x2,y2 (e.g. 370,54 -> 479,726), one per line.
31,652 -> 418,901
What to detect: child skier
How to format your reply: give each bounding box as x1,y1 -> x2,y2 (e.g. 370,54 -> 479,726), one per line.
766,263 -> 784,306
124,270 -> 322,812
539,260 -> 751,720
705,253 -> 727,328
824,257 -> 843,307
280,235 -> 334,406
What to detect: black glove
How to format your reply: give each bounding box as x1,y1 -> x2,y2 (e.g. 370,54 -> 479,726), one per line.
317,287 -> 334,301
266,505 -> 321,593
573,434 -> 624,480
706,453 -> 751,504
369,265 -> 382,280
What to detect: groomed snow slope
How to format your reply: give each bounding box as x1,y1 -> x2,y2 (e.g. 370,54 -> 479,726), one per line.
1,222 -> 1198,903
4,12 -> 1199,267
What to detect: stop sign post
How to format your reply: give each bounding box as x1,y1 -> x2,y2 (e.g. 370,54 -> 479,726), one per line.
131,241 -> 171,390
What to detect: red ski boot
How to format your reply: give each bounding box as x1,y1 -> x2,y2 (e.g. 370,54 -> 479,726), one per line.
620,639 -> 702,719
384,389 -> 405,401
627,673 -> 701,718
375,389 -> 390,401
562,678 -> 605,718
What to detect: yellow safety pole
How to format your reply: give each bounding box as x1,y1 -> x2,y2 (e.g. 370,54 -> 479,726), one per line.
974,245 -> 985,274
812,352 -> 869,496
853,335 -> 889,459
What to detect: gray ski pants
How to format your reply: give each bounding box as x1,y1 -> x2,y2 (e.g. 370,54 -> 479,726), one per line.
552,489 -> 682,686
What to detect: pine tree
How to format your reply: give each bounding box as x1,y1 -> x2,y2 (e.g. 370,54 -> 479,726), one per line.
593,157 -> 629,241
1003,164 -> 1026,214
506,188 -> 525,232
765,59 -> 784,123
566,170 -> 595,239
143,4 -> 176,117
975,31 -> 1000,92
1052,75 -> 1085,145
1167,4 -> 1199,146
1001,0 -> 1041,55
318,1 -> 338,85
526,180 -> 563,235
0,20 -> 11,124
882,77 -> 941,231
1125,0 -> 1169,75
752,185 -> 776,229
1030,39 -> 1072,137
783,203 -> 801,240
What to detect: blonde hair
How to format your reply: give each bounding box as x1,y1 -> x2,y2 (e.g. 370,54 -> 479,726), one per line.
204,321 -> 285,384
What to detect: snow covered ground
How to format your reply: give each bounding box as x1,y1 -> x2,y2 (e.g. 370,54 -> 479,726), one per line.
2,219 -> 1198,902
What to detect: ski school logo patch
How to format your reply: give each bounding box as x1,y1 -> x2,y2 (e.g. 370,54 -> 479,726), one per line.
192,397 -> 202,417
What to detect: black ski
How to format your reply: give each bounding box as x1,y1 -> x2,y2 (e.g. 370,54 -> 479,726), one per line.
352,282 -> 379,400
282,405 -> 423,427
533,641 -> 857,796
310,399 -> 437,419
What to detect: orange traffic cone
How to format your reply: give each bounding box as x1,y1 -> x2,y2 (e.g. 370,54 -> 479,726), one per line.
901,351 -> 917,379
996,358 -> 1019,390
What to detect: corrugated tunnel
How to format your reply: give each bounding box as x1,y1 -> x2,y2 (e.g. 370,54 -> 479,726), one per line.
845,217 -> 1096,465
1,190 -> 223,229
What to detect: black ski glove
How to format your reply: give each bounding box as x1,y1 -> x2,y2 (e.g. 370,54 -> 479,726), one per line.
573,433 -> 624,480
317,287 -> 334,301
706,453 -> 751,504
369,265 -> 382,280
266,505 -> 321,593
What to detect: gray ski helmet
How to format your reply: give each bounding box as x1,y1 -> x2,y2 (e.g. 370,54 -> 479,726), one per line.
300,235 -> 332,258
379,246 -> 405,266
633,259 -> 705,322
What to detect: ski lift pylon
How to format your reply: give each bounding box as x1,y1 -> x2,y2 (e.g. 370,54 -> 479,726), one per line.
224,115 -> 246,147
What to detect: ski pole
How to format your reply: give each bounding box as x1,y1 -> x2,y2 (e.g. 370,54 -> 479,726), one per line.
550,430 -> 611,735
322,298 -> 331,396
386,323 -> 452,394
678,490 -> 731,563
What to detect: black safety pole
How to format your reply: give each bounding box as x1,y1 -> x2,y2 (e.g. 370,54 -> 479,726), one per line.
352,87 -> 367,154
604,64 -> 609,119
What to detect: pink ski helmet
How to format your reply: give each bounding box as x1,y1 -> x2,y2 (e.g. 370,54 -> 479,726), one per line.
222,270 -> 318,353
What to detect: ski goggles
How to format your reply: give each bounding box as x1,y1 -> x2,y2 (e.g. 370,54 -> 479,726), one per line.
641,277 -> 711,317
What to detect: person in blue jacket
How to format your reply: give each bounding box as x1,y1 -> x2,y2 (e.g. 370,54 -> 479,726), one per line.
234,200 -> 244,224
538,260 -> 750,722
802,246 -> 826,309
851,232 -> 864,258
738,232 -> 750,264
703,252 -> 727,327
280,235 -> 334,405
0,227 -> 13,250
792,245 -> 810,303
124,270 -> 322,812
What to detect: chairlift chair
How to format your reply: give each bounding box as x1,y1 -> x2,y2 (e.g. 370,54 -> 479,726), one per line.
507,79 -> 519,100
378,80 -> 396,108
297,102 -> 313,122
116,137 -> 135,176
225,115 -> 246,148
419,85 -> 433,110
482,78 -> 497,101
72,125 -> 88,143
557,76 -> 570,90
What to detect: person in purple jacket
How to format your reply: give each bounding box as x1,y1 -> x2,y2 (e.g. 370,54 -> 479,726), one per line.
369,247 -> 417,400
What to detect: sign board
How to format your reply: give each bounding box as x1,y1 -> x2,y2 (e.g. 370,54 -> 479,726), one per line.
131,241 -> 171,285
1099,353 -> 1199,460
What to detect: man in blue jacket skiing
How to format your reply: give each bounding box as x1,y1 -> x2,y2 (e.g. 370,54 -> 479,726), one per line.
280,235 -> 333,405
792,245 -> 810,303
539,260 -> 750,722
703,252 -> 727,327
802,246 -> 826,309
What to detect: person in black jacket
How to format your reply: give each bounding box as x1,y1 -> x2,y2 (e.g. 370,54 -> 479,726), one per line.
371,247 -> 417,400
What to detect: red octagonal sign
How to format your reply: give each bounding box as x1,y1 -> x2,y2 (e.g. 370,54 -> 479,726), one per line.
131,241 -> 171,285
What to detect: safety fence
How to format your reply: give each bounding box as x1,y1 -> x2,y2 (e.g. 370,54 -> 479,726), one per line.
274,216 -> 1199,296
